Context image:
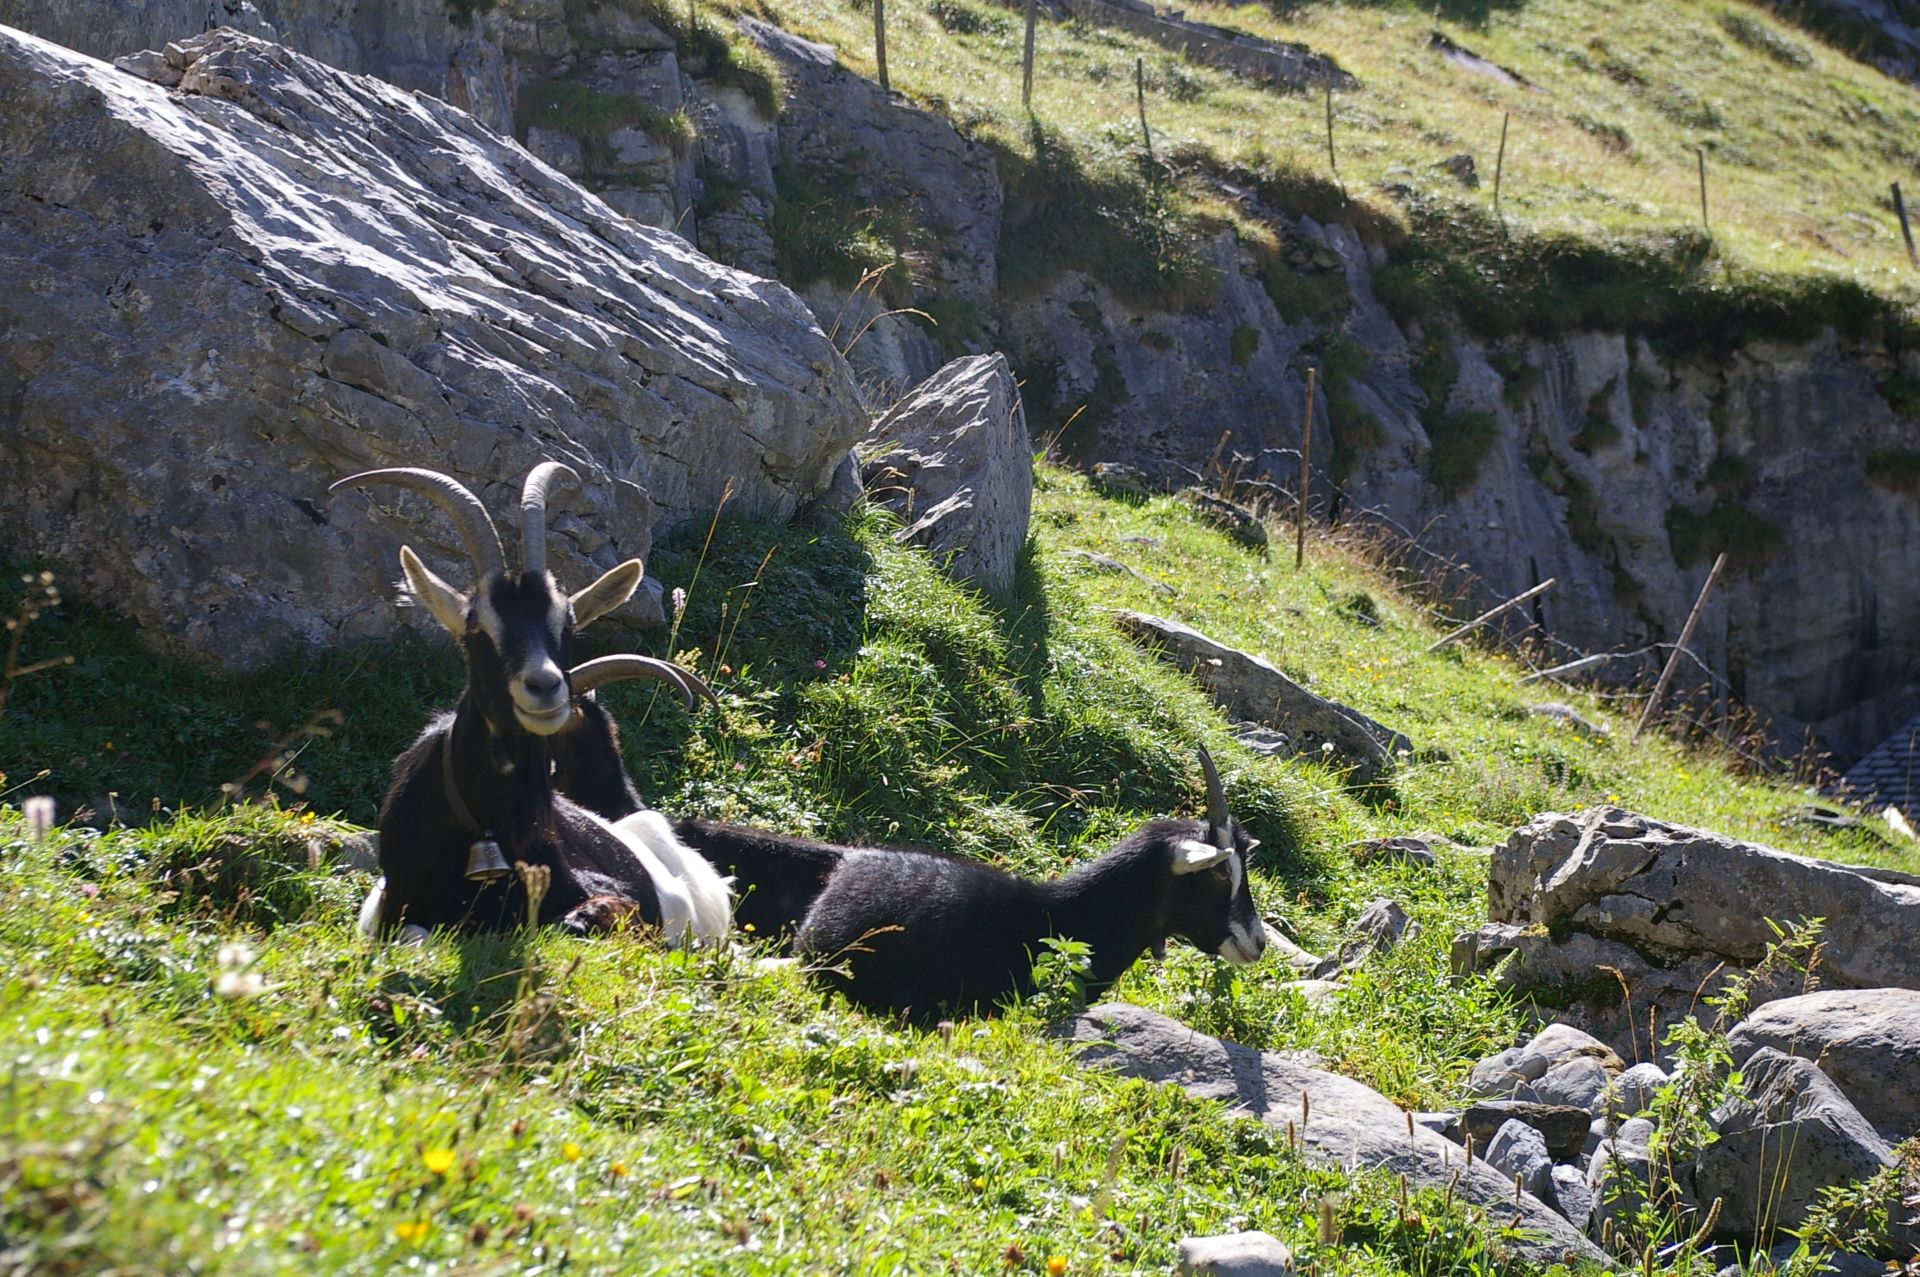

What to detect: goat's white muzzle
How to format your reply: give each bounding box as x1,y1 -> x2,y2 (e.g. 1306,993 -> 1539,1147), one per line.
510,669 -> 572,734
1217,926 -> 1265,965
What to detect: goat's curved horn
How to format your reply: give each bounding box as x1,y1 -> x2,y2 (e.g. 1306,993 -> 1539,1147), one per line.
568,655 -> 719,713
519,461 -> 580,578
330,468 -> 504,582
1198,745 -> 1231,850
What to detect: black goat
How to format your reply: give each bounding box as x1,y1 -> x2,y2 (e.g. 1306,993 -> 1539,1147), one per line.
792,749 -> 1266,1022
336,464 -> 729,945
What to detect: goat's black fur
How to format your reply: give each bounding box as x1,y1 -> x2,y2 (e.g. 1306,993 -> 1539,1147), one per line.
793,817 -> 1265,1023
670,819 -> 847,944
550,695 -> 646,821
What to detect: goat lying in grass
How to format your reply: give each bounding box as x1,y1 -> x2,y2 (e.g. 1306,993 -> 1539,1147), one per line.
336,463 -> 728,946
793,748 -> 1266,1022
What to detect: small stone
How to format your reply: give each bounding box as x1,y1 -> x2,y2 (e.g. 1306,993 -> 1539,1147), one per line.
1177,1230 -> 1294,1275
1603,1062 -> 1668,1120
1439,152 -> 1479,187
113,48 -> 182,86
1467,1046 -> 1547,1097
1521,1023 -> 1624,1075
1485,1119 -> 1552,1201
1279,979 -> 1345,1006
1526,702 -> 1608,738
1413,1111 -> 1461,1141
1550,1164 -> 1592,1231
1532,1057 -> 1610,1114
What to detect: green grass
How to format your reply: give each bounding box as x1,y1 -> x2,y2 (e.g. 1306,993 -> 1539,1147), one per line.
1663,499 -> 1785,568
1866,447 -> 1920,496
6,469 -> 1916,1271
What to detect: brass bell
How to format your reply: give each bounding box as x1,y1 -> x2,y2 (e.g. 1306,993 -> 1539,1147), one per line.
465,837 -> 510,882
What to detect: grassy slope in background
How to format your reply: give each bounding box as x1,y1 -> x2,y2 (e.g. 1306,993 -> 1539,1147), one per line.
4,468 -> 1914,1271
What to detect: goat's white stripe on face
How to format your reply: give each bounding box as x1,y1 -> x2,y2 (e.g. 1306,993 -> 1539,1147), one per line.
547,584 -> 568,646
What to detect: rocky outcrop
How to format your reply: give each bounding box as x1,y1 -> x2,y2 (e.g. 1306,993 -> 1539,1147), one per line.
864,354 -> 1032,592
1453,808 -> 1920,1033
0,26 -> 864,666
1056,1002 -> 1606,1269
1112,610 -> 1409,781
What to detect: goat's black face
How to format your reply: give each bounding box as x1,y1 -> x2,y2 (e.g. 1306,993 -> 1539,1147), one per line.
465,571 -> 575,737
1165,818 -> 1266,966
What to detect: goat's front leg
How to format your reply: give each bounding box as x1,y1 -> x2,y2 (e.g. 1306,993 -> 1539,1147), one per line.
555,893 -> 650,936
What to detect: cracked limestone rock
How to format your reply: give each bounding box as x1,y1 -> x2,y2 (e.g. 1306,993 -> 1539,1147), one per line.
0,25 -> 863,665
864,354 -> 1031,592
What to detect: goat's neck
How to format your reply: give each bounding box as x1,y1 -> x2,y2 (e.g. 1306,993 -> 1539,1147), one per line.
1039,840 -> 1167,990
447,695 -> 553,849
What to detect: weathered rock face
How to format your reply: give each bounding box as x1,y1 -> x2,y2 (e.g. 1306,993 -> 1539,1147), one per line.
864,354 -> 1031,592
0,26 -> 864,665
0,0 -> 517,131
1056,1002 -> 1606,1269
1454,807 -> 1920,1051
1004,197 -> 1920,764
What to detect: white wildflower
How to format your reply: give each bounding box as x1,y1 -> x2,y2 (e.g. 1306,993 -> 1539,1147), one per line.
216,941 -> 255,971
671,586 -> 687,621
22,796 -> 55,841
214,970 -> 266,1000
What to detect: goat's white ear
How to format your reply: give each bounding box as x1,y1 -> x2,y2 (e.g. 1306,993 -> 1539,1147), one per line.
571,558 -> 644,630
399,545 -> 468,636
1170,837 -> 1233,875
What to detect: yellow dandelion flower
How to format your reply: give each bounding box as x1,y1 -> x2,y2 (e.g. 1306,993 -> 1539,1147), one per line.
561,1140 -> 583,1162
422,1147 -> 455,1175
1048,1256 -> 1068,1276
393,1220 -> 429,1244
610,1161 -> 628,1178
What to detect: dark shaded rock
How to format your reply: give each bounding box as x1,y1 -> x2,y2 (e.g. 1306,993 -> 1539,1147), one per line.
1693,1048 -> 1893,1245
1463,1100 -> 1593,1162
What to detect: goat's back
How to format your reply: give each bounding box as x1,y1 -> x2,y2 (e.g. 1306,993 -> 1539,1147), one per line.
675,819 -> 850,945
795,848 -> 1049,1021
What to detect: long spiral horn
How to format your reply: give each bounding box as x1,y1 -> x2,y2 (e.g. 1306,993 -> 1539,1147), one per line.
520,461 -> 579,578
330,468 -> 504,582
1197,745 -> 1231,850
569,655 -> 719,714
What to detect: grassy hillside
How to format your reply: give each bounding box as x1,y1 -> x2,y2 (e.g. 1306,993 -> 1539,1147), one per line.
3,471 -> 1914,1272
728,0 -> 1920,337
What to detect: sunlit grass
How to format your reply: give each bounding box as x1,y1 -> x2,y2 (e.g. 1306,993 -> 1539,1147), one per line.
733,0 -> 1920,309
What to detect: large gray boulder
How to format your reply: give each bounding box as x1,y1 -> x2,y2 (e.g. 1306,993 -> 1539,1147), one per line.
1692,1048 -> 1896,1246
1454,808 -> 1920,1048
1728,989 -> 1920,1142
0,26 -> 864,665
1111,611 -> 1409,783
1055,1003 -> 1606,1269
864,354 -> 1031,592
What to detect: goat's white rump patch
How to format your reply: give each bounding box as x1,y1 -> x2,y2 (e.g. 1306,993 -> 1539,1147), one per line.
599,810 -> 734,948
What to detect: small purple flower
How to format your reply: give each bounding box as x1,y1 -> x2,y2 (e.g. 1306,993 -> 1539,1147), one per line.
813,658 -> 827,670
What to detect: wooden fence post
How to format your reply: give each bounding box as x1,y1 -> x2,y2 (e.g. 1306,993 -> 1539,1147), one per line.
1022,0 -> 1038,110
1633,551 -> 1728,743
1493,111 -> 1510,224
1296,367 -> 1317,571
1136,56 -> 1154,173
1324,83 -> 1343,197
1896,181 -> 1918,269
1695,147 -> 1709,234
875,0 -> 890,92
